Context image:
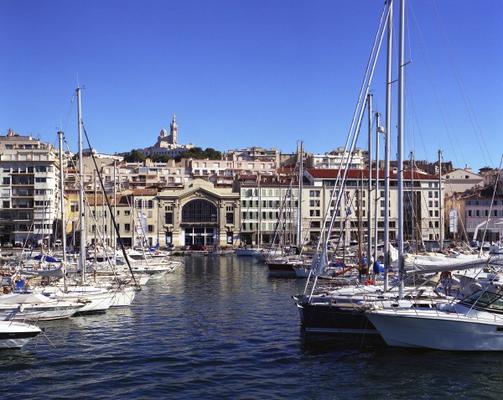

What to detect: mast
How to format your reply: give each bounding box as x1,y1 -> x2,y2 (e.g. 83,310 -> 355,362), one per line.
58,130 -> 67,291
76,86 -> 86,284
296,141 -> 304,248
383,0 -> 393,291
113,160 -> 117,260
367,94 -> 373,269
258,173 -> 262,247
93,170 -> 97,260
438,149 -> 443,251
410,151 -> 415,251
357,175 -> 364,280
398,0 -> 406,299
374,113 -> 381,264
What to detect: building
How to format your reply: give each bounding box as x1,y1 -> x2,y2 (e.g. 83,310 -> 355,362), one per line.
190,158 -> 277,186
443,168 -> 484,197
143,115 -> 194,158
307,148 -> 368,170
304,168 -> 444,244
238,175 -> 305,246
0,130 -> 59,245
463,184 -> 503,242
84,189 -> 161,248
157,179 -> 240,247
225,146 -> 281,167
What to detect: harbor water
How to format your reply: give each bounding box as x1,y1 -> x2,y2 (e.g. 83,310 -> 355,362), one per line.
1,256 -> 502,399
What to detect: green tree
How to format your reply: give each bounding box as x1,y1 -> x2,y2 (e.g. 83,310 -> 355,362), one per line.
124,149 -> 146,162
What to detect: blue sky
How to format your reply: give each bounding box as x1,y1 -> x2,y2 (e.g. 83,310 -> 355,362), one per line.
1,0 -> 501,169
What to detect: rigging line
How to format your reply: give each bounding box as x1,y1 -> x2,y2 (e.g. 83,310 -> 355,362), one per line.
431,0 -> 493,166
404,83 -> 429,161
479,154 -> 503,254
407,1 -> 462,167
80,124 -> 139,288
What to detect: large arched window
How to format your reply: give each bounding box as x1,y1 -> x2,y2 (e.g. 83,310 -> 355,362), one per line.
182,199 -> 217,223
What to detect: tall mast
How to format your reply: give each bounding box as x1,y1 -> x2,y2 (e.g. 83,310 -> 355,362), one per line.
397,0 -> 406,299
438,149 -> 443,251
367,93 -> 373,268
58,130 -> 67,291
374,113 -> 381,264
93,170 -> 97,259
296,141 -> 304,248
113,160 -> 117,258
410,151 -> 415,250
76,86 -> 86,284
258,173 -> 262,247
383,0 -> 393,291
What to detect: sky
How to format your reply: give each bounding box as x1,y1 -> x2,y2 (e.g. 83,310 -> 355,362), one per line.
1,0 -> 502,170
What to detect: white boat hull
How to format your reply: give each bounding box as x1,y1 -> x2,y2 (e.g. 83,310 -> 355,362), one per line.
0,321 -> 41,349
109,287 -> 136,307
367,310 -> 503,351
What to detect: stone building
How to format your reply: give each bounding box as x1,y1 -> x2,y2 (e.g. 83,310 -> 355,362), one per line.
157,179 -> 240,247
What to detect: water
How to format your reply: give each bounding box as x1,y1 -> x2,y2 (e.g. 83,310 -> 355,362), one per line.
1,256 -> 503,399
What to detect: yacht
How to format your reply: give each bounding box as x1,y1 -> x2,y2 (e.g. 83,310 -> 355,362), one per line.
366,284 -> 503,351
0,292 -> 84,321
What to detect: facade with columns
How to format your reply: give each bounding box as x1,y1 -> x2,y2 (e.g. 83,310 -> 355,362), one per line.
157,179 -> 240,247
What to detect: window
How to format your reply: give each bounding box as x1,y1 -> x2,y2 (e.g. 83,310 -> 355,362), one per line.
182,199 -> 217,223
148,225 -> 154,232
2,177 -> 10,185
165,212 -> 173,225
125,210 -> 131,216
125,223 -> 131,232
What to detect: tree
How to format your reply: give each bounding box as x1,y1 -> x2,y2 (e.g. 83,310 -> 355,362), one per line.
124,149 -> 146,163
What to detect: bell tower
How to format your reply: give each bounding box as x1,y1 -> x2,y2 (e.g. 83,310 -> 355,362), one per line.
169,114 -> 178,145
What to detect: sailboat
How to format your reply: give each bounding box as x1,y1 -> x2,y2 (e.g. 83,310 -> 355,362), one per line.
41,87 -> 118,313
267,143 -> 309,277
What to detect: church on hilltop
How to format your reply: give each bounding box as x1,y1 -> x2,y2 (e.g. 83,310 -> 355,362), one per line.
143,114 -> 194,159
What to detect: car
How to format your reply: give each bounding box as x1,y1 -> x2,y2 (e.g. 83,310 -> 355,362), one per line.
2,242 -> 13,248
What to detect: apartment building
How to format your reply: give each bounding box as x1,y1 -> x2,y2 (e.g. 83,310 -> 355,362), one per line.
304,168 -> 444,244
0,130 -> 58,245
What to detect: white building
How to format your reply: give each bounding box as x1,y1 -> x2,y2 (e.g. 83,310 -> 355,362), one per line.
308,148 -> 367,169
0,130 -> 58,245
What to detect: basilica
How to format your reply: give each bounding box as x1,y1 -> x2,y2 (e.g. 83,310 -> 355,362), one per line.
143,114 -> 193,158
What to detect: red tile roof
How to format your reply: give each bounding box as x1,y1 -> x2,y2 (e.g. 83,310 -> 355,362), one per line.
306,168 -> 438,180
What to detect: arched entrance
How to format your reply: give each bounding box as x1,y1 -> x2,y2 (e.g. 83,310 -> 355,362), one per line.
181,199 -> 218,247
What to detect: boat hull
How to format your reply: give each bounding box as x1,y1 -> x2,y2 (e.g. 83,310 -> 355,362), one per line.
0,321 -> 41,349
267,262 -> 297,278
295,297 -> 379,336
367,310 -> 503,351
